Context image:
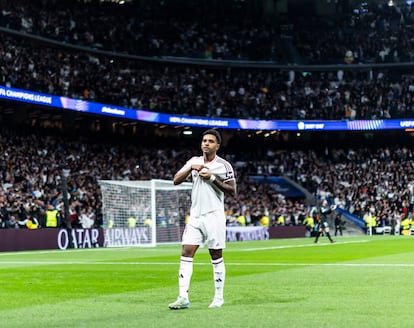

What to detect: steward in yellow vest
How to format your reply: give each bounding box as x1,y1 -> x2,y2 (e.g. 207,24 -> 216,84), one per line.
45,205 -> 60,228
401,217 -> 411,232
303,215 -> 315,231
127,216 -> 137,228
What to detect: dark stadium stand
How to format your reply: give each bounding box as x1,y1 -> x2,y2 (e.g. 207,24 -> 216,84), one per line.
0,0 -> 412,239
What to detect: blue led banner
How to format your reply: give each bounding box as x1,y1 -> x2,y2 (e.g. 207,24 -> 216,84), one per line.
0,85 -> 413,131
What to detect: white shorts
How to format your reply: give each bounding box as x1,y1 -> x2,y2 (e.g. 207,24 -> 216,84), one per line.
181,209 -> 226,249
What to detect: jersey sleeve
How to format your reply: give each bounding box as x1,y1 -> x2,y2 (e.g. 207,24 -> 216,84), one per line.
222,161 -> 235,183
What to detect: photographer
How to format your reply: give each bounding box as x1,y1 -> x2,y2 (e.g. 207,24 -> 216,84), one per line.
334,213 -> 344,236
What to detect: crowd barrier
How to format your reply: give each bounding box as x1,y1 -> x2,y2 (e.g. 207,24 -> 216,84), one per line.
226,225 -> 306,241
0,225 -> 307,252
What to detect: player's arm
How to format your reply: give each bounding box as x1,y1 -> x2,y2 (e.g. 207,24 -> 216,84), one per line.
221,178 -> 237,197
198,167 -> 236,197
326,205 -> 337,214
320,206 -> 330,215
173,160 -> 204,185
173,166 -> 193,185
210,176 -> 237,197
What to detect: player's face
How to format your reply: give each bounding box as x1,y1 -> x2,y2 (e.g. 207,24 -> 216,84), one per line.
201,134 -> 220,155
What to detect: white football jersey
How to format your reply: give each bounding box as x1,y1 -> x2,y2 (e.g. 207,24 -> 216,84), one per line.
178,155 -> 235,217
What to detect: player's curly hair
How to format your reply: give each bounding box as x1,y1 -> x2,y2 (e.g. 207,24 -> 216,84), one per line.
202,129 -> 221,144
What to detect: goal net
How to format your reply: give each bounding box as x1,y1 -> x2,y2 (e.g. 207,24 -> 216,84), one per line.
98,179 -> 192,247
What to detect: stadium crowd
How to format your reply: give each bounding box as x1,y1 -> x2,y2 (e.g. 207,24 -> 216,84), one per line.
0,1 -> 414,121
1,0 -> 414,64
0,0 -> 282,60
0,122 -> 412,234
2,32 -> 414,122
294,1 -> 414,64
0,0 -> 413,234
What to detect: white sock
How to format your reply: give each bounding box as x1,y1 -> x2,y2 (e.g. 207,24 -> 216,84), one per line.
178,256 -> 193,300
212,257 -> 225,300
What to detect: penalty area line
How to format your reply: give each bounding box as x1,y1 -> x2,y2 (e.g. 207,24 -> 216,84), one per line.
0,261 -> 413,267
241,239 -> 370,251
226,262 -> 414,267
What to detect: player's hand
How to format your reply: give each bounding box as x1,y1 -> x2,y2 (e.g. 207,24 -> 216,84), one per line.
191,164 -> 204,171
199,167 -> 210,180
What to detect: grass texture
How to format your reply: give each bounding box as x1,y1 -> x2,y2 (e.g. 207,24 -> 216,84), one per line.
0,235 -> 413,328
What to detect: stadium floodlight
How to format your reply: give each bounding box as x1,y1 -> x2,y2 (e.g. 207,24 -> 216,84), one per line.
99,179 -> 192,247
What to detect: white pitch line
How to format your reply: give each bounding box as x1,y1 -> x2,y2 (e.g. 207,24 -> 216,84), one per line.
0,246 -> 163,257
242,239 -> 370,251
0,240 -> 368,257
225,263 -> 414,267
0,261 -> 413,267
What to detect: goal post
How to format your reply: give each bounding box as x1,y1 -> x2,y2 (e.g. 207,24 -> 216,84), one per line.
98,179 -> 192,247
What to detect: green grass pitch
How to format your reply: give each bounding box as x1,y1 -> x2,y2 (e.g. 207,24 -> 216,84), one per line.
0,235 -> 413,328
